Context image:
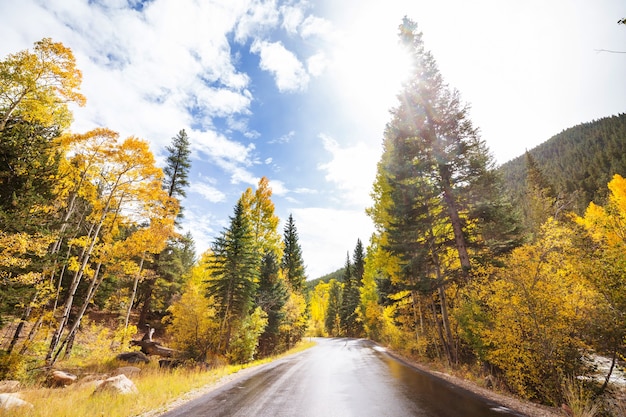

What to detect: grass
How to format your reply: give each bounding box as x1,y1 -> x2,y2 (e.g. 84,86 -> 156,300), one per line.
1,340 -> 316,417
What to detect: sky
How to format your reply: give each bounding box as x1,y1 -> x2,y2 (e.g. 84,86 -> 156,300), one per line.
1,0 -> 625,279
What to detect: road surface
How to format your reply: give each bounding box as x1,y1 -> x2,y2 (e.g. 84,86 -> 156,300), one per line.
160,338 -> 524,417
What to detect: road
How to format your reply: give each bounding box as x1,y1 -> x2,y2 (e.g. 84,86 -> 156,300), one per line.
159,338 -> 524,417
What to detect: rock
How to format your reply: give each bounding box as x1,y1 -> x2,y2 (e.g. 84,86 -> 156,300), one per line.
0,393 -> 33,410
0,380 -> 20,393
50,370 -> 77,387
93,374 -> 138,395
113,366 -> 141,378
116,351 -> 149,364
159,359 -> 184,369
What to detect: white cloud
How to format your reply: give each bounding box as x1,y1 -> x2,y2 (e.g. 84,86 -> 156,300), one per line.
250,39 -> 310,92
307,52 -> 328,77
268,179 -> 289,196
269,130 -> 295,144
280,4 -> 304,34
299,15 -> 333,39
294,187 -> 318,195
318,133 -> 381,209
189,182 -> 227,203
234,0 -> 280,43
180,209 -> 225,258
192,130 -> 254,165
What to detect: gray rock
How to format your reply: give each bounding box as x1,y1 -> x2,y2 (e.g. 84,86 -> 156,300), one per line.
93,374 -> 138,395
0,380 -> 20,393
0,393 -> 33,410
50,370 -> 77,387
113,366 -> 141,378
116,351 -> 149,363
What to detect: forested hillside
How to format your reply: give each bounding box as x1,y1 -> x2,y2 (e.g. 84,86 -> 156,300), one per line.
499,113 -> 626,215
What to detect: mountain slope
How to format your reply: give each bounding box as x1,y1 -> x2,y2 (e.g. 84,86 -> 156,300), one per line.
499,113 -> 626,213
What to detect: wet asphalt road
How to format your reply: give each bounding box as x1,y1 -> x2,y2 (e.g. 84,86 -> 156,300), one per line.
159,338 -> 524,417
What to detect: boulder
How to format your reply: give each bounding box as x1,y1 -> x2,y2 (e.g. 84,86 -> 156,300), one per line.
93,374 -> 138,395
50,370 -> 77,387
113,366 -> 141,378
0,380 -> 20,393
0,393 -> 33,410
116,351 -> 149,364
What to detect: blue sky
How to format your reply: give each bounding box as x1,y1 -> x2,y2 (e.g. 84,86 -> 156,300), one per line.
1,0 -> 625,278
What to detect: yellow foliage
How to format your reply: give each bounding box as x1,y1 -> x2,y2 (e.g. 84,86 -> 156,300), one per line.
165,259 -> 220,360
0,38 -> 86,131
0,232 -> 55,283
465,219 -> 601,402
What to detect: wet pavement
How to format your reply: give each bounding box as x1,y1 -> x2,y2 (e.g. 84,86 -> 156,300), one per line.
159,338 -> 525,417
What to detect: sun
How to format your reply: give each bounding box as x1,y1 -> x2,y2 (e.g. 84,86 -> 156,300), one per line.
328,17 -> 413,126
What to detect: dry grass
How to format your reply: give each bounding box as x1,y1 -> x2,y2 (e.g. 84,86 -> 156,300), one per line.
1,340 -> 316,417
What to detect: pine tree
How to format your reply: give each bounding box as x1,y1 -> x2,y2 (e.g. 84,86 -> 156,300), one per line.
325,279 -> 342,336
352,239 -> 365,287
138,129 -> 192,326
255,251 -> 288,356
340,247 -> 363,337
163,129 -> 191,213
367,17 -> 522,364
206,200 -> 259,352
281,214 -> 306,292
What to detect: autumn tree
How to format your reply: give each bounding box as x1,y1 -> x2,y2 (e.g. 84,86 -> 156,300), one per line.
46,135 -> 174,363
166,251 -> 220,361
205,199 -> 260,353
458,220 -> 599,404
0,38 -> 85,132
241,176 -> 282,259
575,174 -> 626,391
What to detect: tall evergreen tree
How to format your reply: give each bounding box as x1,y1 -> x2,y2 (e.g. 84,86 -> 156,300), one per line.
139,129 -> 192,326
281,214 -> 306,292
325,279 -> 342,336
255,251 -> 288,356
368,17 -> 521,364
352,239 -> 365,287
340,250 -> 362,337
205,200 -> 259,352
163,129 -> 191,216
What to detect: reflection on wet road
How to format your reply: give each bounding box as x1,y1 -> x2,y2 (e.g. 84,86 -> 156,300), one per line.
160,338 -> 524,417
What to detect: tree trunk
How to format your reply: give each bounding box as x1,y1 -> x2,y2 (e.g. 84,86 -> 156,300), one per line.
138,279 -> 154,327
53,262 -> 103,364
46,192 -> 117,363
601,349 -> 618,393
7,290 -> 38,353
125,254 -> 145,329
439,166 -> 471,281
20,314 -> 43,354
